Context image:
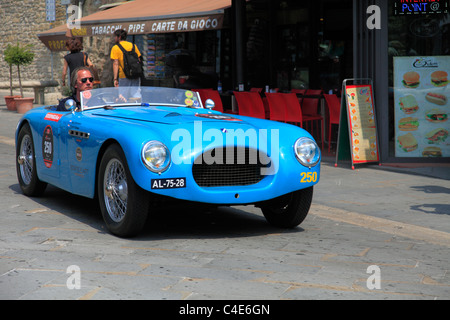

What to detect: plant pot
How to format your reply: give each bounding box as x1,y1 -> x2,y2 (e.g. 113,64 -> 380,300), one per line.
4,95 -> 21,111
15,97 -> 34,114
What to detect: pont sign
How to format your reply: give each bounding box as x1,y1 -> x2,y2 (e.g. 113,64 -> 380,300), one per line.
393,0 -> 449,15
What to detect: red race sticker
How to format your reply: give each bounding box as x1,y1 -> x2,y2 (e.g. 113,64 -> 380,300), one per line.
44,113 -> 63,122
42,125 -> 54,168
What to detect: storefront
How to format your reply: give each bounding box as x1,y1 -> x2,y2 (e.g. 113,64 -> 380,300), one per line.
37,0 -> 449,163
352,0 -> 449,163
37,0 -> 353,92
388,0 -> 449,162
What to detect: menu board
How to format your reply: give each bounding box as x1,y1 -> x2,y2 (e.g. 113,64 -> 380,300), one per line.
393,56 -> 449,158
343,84 -> 379,164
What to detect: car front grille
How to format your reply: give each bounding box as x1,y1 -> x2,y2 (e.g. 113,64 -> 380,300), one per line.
192,147 -> 268,187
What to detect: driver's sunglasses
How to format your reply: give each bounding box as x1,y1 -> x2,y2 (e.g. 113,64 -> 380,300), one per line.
80,77 -> 94,83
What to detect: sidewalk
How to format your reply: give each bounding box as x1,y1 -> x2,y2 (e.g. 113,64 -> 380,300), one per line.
323,156 -> 450,181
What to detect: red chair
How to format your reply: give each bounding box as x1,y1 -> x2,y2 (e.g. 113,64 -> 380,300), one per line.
323,94 -> 341,153
291,89 -> 307,109
305,89 -> 323,96
280,92 -> 303,127
250,88 -> 263,93
192,89 -> 223,112
301,89 -> 324,146
264,92 -> 286,123
262,97 -> 270,119
291,89 -> 306,95
233,91 -> 266,119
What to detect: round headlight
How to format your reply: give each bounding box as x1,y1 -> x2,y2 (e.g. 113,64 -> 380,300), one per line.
142,141 -> 170,172
294,137 -> 321,167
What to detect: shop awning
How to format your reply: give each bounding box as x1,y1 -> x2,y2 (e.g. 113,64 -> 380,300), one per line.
38,0 -> 231,51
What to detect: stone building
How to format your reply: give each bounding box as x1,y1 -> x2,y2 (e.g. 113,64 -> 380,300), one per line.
0,0 -> 119,102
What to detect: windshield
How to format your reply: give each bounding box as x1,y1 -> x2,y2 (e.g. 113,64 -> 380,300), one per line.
79,86 -> 203,111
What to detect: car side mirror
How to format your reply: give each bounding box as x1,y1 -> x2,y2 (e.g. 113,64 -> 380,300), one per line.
64,99 -> 77,114
205,99 -> 215,110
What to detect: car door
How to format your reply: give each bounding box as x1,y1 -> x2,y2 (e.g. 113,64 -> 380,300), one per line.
58,112 -> 96,198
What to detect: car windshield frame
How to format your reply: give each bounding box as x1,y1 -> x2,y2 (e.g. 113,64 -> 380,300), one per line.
79,86 -> 204,111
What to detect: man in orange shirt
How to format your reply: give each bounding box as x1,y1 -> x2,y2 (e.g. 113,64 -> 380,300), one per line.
110,29 -> 141,97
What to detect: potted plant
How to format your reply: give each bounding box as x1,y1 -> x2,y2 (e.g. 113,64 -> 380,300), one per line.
6,43 -> 35,113
3,44 -> 21,111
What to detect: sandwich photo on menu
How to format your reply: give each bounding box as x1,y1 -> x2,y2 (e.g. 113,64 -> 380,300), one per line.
422,146 -> 442,157
425,108 -> 448,122
397,132 -> 418,152
402,71 -> 420,88
425,92 -> 447,106
398,117 -> 419,131
399,95 -> 419,114
425,128 -> 449,144
431,71 -> 448,87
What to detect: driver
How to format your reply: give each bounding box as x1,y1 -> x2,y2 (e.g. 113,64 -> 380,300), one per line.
56,66 -> 93,111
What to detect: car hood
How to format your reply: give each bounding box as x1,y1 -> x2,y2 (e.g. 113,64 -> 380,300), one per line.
90,106 -> 250,126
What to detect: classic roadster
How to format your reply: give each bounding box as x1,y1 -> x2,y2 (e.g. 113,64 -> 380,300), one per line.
16,87 -> 320,237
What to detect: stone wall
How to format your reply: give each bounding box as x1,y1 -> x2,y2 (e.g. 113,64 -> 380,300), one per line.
0,0 -> 65,93
0,0 -> 117,99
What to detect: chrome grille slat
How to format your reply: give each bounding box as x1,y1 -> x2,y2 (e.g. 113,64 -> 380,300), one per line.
192,147 -> 267,187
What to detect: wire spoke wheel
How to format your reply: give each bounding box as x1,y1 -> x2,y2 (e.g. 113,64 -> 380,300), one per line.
16,123 -> 47,196
98,144 -> 149,237
103,159 -> 128,223
18,134 -> 34,185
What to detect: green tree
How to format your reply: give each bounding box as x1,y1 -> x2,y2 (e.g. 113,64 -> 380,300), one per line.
3,44 -> 15,96
4,43 -> 35,97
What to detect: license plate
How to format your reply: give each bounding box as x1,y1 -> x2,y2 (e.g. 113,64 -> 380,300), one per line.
151,178 -> 186,189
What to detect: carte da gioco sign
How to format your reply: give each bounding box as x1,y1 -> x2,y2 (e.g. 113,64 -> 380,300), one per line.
71,14 -> 224,37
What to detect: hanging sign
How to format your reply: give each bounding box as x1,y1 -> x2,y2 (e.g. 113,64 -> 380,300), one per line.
69,14 -> 224,37
336,79 -> 380,169
46,0 -> 56,22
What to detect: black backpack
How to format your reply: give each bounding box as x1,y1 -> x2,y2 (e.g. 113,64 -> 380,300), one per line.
117,43 -> 143,79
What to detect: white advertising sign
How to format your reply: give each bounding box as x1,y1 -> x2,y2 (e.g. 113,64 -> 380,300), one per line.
393,56 -> 449,157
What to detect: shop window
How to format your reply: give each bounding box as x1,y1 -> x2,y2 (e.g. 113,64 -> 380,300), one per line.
388,0 -> 450,158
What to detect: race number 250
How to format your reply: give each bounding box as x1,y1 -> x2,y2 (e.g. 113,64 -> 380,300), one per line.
300,172 -> 317,183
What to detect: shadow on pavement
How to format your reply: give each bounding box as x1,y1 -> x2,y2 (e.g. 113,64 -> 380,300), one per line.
9,183 -> 304,240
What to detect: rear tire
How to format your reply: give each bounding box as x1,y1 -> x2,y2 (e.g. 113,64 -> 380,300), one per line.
16,123 -> 47,196
261,187 -> 313,228
98,144 -> 149,237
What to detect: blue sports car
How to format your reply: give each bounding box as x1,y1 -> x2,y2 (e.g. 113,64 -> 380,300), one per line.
16,87 -> 320,237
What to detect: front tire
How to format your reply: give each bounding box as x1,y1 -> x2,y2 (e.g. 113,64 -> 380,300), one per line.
261,187 -> 313,228
16,123 -> 47,196
98,144 -> 149,237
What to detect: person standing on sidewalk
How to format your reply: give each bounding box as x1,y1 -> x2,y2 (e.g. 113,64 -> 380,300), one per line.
62,37 -> 94,87
110,29 -> 142,98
